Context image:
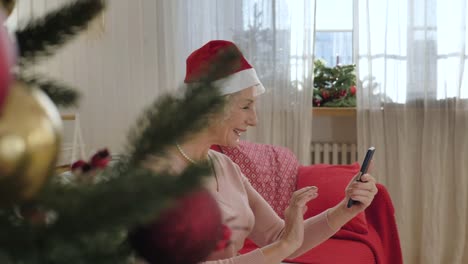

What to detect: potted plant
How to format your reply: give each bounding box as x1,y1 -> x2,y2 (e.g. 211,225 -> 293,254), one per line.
312,59 -> 356,107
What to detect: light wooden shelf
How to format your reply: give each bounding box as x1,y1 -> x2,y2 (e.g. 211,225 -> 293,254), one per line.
56,164 -> 71,174
312,107 -> 356,117
61,114 -> 76,121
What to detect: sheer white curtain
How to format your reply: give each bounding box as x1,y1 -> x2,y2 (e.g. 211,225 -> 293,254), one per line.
237,0 -> 316,165
8,0 -> 315,164
356,0 -> 468,263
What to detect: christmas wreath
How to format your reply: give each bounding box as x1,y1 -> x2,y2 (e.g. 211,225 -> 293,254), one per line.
313,59 -> 356,107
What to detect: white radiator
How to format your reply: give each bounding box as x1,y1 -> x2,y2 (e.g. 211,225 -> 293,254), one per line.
310,142 -> 358,165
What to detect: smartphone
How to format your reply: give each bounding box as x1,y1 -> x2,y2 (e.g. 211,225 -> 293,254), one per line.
347,147 -> 376,208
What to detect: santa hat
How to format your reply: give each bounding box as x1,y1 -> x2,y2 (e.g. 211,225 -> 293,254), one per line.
184,40 -> 265,96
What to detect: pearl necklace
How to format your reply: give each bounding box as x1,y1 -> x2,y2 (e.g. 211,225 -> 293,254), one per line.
176,143 -> 197,164
175,142 -> 219,191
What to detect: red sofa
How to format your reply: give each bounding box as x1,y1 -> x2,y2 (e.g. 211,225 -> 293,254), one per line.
212,141 -> 402,264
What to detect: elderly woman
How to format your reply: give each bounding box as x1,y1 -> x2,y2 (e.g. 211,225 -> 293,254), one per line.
165,40 -> 377,263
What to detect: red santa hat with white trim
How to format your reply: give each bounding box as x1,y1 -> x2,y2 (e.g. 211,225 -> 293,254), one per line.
184,40 -> 265,96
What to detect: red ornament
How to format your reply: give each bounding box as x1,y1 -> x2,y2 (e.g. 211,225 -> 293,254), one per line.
321,90 -> 330,99
0,16 -> 15,111
339,89 -> 347,97
350,85 -> 357,96
70,149 -> 111,183
90,148 -> 111,168
70,148 -> 111,173
313,98 -> 321,107
128,189 -> 223,264
71,160 -> 89,172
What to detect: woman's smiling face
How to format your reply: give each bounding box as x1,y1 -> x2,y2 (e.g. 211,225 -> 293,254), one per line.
209,86 -> 258,147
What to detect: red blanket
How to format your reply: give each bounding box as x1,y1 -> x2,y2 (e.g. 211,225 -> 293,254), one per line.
285,184 -> 402,264
352,183 -> 403,264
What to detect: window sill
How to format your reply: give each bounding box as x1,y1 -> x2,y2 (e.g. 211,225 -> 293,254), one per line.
312,107 -> 356,117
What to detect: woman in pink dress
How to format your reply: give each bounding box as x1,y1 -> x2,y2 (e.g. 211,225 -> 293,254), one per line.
148,40 -> 378,264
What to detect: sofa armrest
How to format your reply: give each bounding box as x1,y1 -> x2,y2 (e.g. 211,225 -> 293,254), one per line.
297,163 -> 369,234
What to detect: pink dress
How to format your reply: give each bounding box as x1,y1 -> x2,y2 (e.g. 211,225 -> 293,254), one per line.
201,150 -> 338,263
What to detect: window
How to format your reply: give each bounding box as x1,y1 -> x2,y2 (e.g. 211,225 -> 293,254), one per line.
315,0 -> 353,66
237,0 -> 357,92
287,0 -> 354,89
358,0 -> 468,103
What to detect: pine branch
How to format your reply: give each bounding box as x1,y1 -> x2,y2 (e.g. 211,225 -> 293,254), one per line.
0,163 -> 210,263
43,235 -> 132,264
0,208 -> 37,262
38,164 -> 211,238
126,49 -> 239,163
126,83 -> 225,164
323,96 -> 356,107
0,25 -> 240,262
15,0 -> 106,66
18,74 -> 80,107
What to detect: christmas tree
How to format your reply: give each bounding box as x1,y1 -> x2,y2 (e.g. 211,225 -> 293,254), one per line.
0,1 -> 231,263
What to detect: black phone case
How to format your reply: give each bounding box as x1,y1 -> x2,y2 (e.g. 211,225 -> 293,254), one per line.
347,147 -> 375,208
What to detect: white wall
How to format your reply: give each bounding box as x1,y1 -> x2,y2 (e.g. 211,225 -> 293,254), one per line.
311,116 -> 357,143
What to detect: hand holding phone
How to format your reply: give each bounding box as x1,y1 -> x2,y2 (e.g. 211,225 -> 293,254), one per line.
346,147 -> 375,208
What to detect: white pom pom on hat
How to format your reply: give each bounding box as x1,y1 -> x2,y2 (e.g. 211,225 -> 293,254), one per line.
184,40 -> 265,96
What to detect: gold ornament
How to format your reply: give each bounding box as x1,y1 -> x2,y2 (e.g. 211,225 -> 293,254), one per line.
0,81 -> 62,204
0,0 -> 15,18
